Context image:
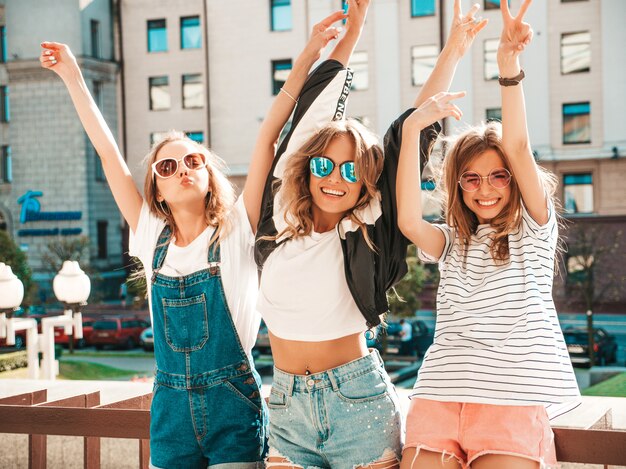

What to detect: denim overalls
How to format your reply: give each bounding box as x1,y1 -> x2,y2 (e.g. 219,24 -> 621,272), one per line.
149,226 -> 267,469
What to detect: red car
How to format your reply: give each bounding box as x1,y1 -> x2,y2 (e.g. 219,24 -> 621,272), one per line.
54,316 -> 97,349
91,317 -> 150,350
0,329 -> 27,350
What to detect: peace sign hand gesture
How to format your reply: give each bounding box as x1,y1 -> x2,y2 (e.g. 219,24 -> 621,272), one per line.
445,1 -> 489,60
498,0 -> 533,74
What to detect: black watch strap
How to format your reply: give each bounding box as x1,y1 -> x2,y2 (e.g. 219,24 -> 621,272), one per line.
499,69 -> 525,86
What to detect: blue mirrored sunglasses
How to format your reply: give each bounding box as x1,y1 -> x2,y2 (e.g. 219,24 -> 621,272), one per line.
309,156 -> 359,183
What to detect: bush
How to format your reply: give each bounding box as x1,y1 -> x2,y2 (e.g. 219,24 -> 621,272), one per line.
0,231 -> 34,305
0,351 -> 28,372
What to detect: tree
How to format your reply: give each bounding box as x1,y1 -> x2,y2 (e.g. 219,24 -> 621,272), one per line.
40,236 -> 91,274
0,231 -> 34,306
387,244 -> 428,318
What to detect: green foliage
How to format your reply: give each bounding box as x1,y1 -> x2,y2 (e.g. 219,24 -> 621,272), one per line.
388,245 -> 428,318
582,372 -> 626,397
0,231 -> 33,305
126,257 -> 148,309
40,235 -> 91,273
58,361 -> 142,380
0,351 -> 28,372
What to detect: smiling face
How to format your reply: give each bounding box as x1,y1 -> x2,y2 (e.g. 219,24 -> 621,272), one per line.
153,140 -> 210,209
460,149 -> 512,224
308,134 -> 363,230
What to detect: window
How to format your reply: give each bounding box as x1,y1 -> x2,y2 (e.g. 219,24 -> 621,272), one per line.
563,102 -> 590,144
95,155 -> 105,182
1,146 -> 11,183
342,0 -> 348,24
421,180 -> 440,219
563,173 -> 593,213
93,80 -> 103,110
351,51 -> 369,91
180,16 -> 201,49
147,19 -> 167,52
561,31 -> 590,74
186,131 -> 204,144
149,76 -> 170,111
411,0 -> 435,17
411,45 -> 438,86
90,20 -> 100,58
97,221 -> 108,259
486,108 -> 502,122
0,86 -> 9,122
271,0 -> 292,31
566,253 -> 592,284
485,0 -> 509,9
182,74 -> 203,109
151,132 -> 167,145
483,39 -> 499,80
271,59 -> 292,95
0,25 -> 7,63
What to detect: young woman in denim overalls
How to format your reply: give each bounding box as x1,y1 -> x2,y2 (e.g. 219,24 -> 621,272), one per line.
38,17 -> 346,466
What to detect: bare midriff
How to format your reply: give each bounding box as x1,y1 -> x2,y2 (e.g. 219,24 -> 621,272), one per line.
269,331 -> 369,375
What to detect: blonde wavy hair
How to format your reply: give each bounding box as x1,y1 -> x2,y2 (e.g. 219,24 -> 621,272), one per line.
272,119 -> 383,249
142,130 -> 236,247
427,121 -> 558,263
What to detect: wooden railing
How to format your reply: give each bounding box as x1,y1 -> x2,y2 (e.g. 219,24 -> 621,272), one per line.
0,386 -> 625,468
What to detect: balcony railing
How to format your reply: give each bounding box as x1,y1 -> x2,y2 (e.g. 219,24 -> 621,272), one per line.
0,381 -> 625,468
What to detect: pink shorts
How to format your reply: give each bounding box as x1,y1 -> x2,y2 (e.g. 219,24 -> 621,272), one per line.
404,398 -> 557,469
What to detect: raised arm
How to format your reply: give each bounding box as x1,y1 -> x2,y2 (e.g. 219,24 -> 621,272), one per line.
328,0 -> 370,66
414,0 -> 487,108
40,42 -> 142,232
397,92 -> 465,258
244,3 -> 368,232
498,0 -> 546,224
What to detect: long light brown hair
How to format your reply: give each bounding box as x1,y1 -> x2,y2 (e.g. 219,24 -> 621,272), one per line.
429,121 -> 558,263
272,119 -> 383,249
142,131 -> 236,247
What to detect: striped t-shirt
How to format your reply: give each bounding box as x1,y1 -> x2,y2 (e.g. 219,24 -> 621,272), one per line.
412,201 -> 580,415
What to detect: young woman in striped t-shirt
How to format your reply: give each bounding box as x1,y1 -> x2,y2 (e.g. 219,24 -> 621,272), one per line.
397,1 -> 579,468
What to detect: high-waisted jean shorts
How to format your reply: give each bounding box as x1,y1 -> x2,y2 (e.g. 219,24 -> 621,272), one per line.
266,349 -> 402,469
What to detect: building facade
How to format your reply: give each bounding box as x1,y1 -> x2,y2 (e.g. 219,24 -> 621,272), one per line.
0,0 -> 123,299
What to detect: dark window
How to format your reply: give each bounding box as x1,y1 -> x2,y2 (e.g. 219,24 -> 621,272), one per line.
563,173 -> 593,213
411,0 -> 435,17
561,31 -> 590,74
486,108 -> 502,122
90,20 -> 100,58
563,102 -> 591,144
485,0 -> 509,9
1,146 -> 11,183
97,220 -> 108,259
271,0 -> 292,31
185,131 -> 204,144
0,25 -> 7,63
0,86 -> 9,122
182,74 -> 203,109
271,59 -> 292,95
93,80 -> 103,110
94,321 -> 117,330
147,19 -> 167,52
181,16 -> 201,49
95,153 -> 105,181
149,76 -> 170,110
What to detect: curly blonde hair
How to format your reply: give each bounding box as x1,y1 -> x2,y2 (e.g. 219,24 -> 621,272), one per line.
273,119 -> 383,250
142,130 -> 236,247
428,121 -> 558,263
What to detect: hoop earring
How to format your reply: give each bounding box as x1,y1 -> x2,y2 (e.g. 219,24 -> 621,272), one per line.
159,200 -> 170,216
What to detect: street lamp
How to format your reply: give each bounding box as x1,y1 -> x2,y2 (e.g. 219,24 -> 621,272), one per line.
52,261 -> 90,356
0,263 -> 40,378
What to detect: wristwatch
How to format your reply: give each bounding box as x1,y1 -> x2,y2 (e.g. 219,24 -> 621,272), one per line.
498,69 -> 525,86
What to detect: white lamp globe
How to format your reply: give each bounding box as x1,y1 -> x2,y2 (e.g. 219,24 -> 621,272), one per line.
0,263 -> 24,310
53,261 -> 91,304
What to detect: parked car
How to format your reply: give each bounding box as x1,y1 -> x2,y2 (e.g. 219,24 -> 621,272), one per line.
564,327 -> 618,367
0,329 -> 27,350
54,316 -> 97,349
253,321 -> 271,355
367,319 -> 434,358
91,317 -> 150,350
139,327 -> 154,352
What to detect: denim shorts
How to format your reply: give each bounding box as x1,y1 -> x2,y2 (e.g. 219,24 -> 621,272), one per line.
266,350 -> 402,469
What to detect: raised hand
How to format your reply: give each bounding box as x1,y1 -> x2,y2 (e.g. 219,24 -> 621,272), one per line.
39,42 -> 80,82
344,0 -> 370,36
302,10 -> 347,62
445,1 -> 489,59
405,91 -> 466,132
498,0 -> 533,72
